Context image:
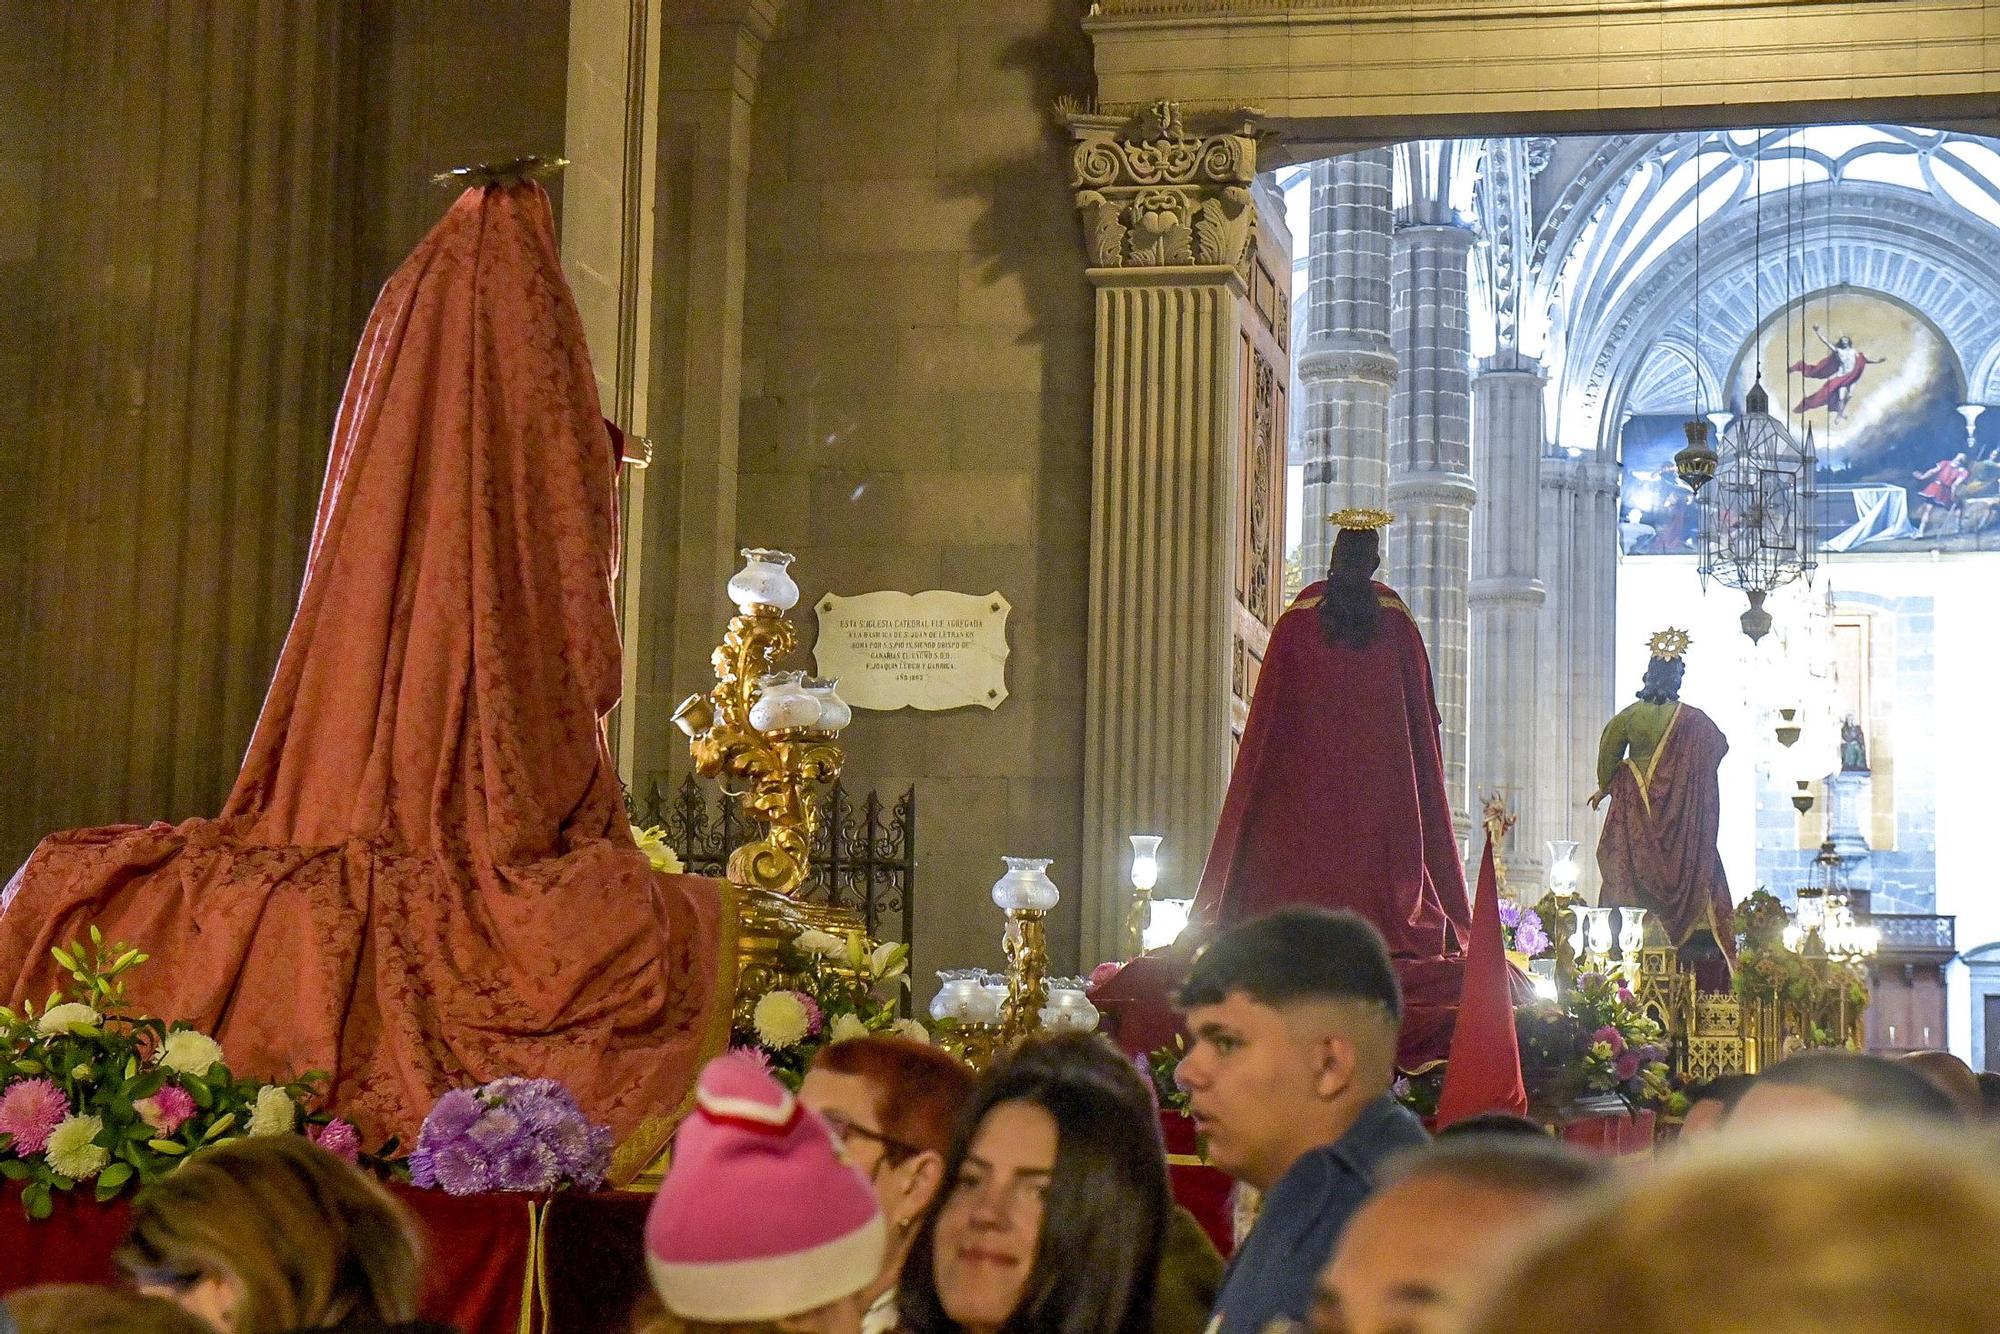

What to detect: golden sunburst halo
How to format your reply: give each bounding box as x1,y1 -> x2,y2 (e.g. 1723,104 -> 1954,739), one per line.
1647,627 -> 1693,660
1327,507 -> 1395,531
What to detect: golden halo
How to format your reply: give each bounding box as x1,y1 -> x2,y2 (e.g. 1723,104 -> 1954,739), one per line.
1327,507 -> 1395,532
1647,627 -> 1693,661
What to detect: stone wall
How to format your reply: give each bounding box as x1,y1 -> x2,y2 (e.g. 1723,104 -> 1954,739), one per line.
730,0 -> 1097,977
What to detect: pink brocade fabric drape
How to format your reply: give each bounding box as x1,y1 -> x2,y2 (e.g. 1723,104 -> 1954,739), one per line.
0,183 -> 729,1145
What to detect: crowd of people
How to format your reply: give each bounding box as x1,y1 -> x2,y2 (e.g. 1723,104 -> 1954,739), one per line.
8,905 -> 2000,1334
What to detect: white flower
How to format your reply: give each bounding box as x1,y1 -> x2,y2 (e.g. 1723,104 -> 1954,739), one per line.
893,1019 -> 930,1045
752,991 -> 811,1050
795,930 -> 845,957
156,1029 -> 225,1078
869,941 -> 908,980
35,1002 -> 100,1036
45,1114 -> 108,1180
828,1013 -> 870,1044
248,1085 -> 296,1137
633,826 -> 684,875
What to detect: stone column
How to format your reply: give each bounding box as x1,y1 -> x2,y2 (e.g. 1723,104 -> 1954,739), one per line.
1471,356 -> 1547,883
1825,770 -> 1875,912
1069,104 -> 1260,966
1388,219 -> 1478,829
1536,453 -> 1622,899
1297,151 -> 1397,580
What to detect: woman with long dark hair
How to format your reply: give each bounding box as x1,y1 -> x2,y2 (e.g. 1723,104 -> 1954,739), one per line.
898,1034 -> 1168,1334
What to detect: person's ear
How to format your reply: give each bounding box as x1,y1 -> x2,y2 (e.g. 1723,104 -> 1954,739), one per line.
1313,1034 -> 1359,1102
892,1149 -> 948,1228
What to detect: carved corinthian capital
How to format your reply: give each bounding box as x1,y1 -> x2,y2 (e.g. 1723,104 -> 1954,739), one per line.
1065,100 -> 1260,274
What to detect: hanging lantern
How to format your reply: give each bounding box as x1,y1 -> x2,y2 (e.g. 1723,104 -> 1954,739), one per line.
1674,418 -> 1719,493
1697,379 -> 1818,643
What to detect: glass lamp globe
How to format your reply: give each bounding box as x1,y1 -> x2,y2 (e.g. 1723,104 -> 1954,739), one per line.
1143,897 -> 1194,952
727,548 -> 801,613
1546,840 -> 1581,895
1129,835 -> 1162,892
992,857 -> 1061,912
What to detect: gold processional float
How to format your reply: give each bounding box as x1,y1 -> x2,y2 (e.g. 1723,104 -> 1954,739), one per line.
674,553 -> 1866,1086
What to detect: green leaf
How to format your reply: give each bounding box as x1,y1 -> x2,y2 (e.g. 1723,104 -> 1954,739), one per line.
188,1080 -> 214,1109
124,1055 -> 139,1081
22,1181 -> 51,1220
14,1059 -> 42,1076
0,1160 -> 29,1181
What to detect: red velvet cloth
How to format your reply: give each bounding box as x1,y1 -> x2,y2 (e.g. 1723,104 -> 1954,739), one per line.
1597,703 -> 1735,962
1093,582 -> 1472,1069
0,181 -> 728,1145
1434,838 -> 1527,1126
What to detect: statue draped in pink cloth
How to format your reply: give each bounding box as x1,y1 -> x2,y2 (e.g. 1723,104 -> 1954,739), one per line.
0,178 -> 730,1151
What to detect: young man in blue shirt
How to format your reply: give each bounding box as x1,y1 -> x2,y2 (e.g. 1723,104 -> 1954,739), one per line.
1177,908 -> 1429,1334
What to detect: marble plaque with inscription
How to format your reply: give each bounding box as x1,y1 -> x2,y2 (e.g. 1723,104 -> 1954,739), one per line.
812,590 -> 1011,712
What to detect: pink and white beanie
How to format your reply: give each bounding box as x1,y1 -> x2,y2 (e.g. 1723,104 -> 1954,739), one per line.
646,1050 -> 887,1321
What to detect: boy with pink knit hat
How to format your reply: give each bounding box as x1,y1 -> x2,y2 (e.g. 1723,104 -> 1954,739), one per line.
647,1051 -> 888,1331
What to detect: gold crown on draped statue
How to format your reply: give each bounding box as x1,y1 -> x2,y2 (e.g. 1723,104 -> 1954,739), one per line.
1327,507 -> 1395,531
1647,627 -> 1693,661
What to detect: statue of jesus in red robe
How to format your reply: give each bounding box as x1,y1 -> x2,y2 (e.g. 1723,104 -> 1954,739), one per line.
1590,628 -> 1735,990
1092,510 -> 1473,1067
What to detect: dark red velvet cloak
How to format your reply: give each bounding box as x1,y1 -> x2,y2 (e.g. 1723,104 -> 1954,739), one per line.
0,182 -> 730,1147
1093,581 -> 1473,1068
1597,703 -> 1735,961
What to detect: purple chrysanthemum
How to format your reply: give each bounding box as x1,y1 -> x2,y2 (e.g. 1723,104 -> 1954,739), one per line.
423,1088 -> 483,1142
406,1146 -> 438,1188
793,991 -> 824,1038
431,1139 -> 496,1196
493,1137 -> 562,1192
1514,910 -> 1551,957
465,1107 -> 523,1150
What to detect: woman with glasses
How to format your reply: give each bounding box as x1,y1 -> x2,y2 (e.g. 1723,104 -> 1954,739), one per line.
802,1036 -> 979,1334
898,1034 -> 1169,1334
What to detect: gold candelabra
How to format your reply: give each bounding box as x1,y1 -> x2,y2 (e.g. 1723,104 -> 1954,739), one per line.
673,550 -> 848,897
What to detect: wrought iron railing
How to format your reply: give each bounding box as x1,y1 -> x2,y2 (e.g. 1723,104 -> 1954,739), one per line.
1871,913 -> 1956,955
629,776 -> 916,946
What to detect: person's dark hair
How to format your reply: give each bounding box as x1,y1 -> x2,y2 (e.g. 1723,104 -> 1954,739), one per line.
900,1034 -> 1169,1334
1745,1050 -> 1958,1121
1977,1071 -> 2000,1120
1318,527 -> 1383,650
1431,1111 -> 1551,1142
1683,1072 -> 1756,1114
1177,908 -> 1401,1022
1383,1135 -> 1606,1197
1637,656 -> 1684,704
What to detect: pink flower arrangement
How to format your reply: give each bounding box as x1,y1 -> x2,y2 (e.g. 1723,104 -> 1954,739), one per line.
1592,1025 -> 1627,1055
310,1118 -> 362,1164
134,1086 -> 197,1136
0,1079 -> 70,1156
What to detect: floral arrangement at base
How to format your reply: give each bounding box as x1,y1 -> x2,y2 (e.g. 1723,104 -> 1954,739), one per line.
0,931 -> 365,1219
1732,889 -> 1868,1049
407,1077 -> 612,1195
1498,899 -> 1551,960
633,825 -> 686,876
1513,972 -> 1679,1115
735,930 -> 925,1087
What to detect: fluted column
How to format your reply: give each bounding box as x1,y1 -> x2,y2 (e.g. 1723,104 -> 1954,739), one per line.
1297,151 -> 1397,579
9,2 -> 357,868
1536,453 -> 1622,899
1069,105 -> 1260,966
1389,220 -> 1478,829
1471,356 -> 1547,883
